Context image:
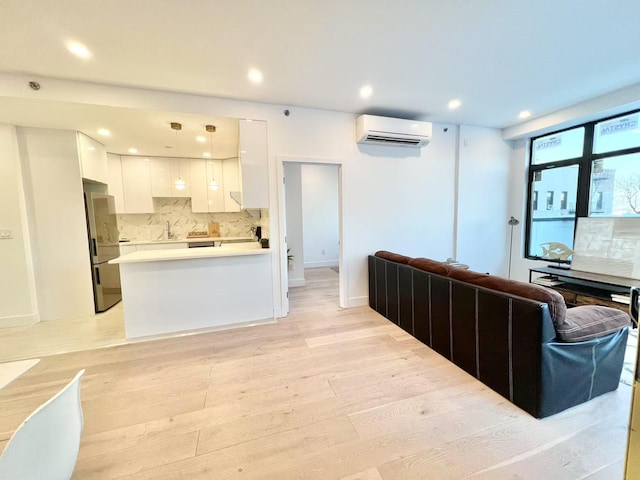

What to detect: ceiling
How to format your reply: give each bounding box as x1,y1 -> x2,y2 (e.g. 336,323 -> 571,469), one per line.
0,96 -> 239,158
0,0 -> 639,129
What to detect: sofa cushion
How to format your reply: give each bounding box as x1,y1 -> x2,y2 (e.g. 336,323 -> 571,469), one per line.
408,257 -> 451,276
557,306 -> 630,342
447,268 -> 490,283
375,250 -> 412,264
475,275 -> 567,327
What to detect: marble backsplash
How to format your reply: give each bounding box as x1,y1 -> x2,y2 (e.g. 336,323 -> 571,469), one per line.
117,197 -> 269,241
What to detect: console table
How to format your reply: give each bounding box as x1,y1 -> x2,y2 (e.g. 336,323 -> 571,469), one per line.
529,266 -> 638,314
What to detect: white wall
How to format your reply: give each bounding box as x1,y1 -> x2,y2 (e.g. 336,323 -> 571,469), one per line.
17,127 -> 95,321
456,126 -> 513,275
0,72 -> 509,313
283,163 -> 305,287
302,164 -> 339,268
0,124 -> 38,326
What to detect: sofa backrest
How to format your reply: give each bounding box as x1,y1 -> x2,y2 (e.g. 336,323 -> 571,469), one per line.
408,257 -> 452,276
374,250 -> 567,327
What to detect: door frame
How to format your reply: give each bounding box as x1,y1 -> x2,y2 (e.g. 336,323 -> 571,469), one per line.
276,155 -> 347,314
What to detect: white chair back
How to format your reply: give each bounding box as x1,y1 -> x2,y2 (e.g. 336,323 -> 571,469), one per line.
0,369 -> 85,480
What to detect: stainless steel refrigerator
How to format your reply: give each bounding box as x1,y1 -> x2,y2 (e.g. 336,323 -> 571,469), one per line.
85,192 -> 122,312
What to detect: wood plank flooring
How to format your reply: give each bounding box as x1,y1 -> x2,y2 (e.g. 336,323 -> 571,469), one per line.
0,267 -> 634,479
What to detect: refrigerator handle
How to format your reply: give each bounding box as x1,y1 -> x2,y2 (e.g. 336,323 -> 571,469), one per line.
95,267 -> 101,285
92,238 -> 97,257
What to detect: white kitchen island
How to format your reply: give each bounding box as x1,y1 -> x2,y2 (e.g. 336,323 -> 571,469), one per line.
110,243 -> 274,339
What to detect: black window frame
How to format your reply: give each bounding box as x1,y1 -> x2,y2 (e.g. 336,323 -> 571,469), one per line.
525,108 -> 640,263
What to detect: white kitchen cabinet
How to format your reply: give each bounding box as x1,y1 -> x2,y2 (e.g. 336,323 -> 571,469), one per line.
238,119 -> 269,208
107,153 -> 125,213
150,157 -> 172,197
222,158 -> 241,212
150,157 -> 191,197
172,158 -> 191,197
77,132 -> 108,184
120,155 -> 154,213
189,158 -> 208,212
189,158 -> 225,212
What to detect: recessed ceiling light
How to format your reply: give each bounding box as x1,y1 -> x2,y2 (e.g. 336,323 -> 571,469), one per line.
87,146 -> 96,151
448,99 -> 461,110
196,136 -> 206,143
519,110 -> 531,119
128,148 -> 138,154
203,153 -> 211,158
97,129 -> 110,136
359,85 -> 373,99
67,42 -> 91,59
248,68 -> 263,84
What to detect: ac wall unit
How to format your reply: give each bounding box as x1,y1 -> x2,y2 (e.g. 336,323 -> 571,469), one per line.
356,114 -> 432,148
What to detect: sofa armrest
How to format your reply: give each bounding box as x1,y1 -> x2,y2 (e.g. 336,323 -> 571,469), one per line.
539,327 -> 628,417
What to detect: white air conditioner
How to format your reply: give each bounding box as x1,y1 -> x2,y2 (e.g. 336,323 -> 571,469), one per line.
356,115 -> 432,148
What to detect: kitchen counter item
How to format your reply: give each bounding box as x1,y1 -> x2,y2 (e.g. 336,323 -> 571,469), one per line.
187,231 -> 209,238
208,222 -> 220,237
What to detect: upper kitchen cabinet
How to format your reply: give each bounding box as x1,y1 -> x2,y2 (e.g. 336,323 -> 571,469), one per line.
190,159 -> 225,213
238,120 -> 269,208
120,155 -> 154,213
107,153 -> 125,213
77,132 -> 108,184
150,157 -> 191,197
222,158 -> 241,212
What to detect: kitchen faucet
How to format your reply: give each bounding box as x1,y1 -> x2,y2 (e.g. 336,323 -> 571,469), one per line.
165,221 -> 174,240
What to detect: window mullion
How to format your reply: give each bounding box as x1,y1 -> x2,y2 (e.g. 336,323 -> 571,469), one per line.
576,125 -> 594,218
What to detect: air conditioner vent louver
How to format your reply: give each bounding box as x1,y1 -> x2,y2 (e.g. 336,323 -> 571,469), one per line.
356,115 -> 432,148
365,135 -> 422,146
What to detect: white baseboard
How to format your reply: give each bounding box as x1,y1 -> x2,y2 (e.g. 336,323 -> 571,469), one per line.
348,296 -> 369,308
304,260 -> 339,268
288,278 -> 306,287
0,312 -> 39,329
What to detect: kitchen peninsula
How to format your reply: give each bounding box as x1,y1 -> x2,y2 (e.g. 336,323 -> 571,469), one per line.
111,243 -> 274,338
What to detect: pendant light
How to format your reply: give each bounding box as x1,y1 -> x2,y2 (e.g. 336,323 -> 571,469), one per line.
206,125 -> 219,191
171,122 -> 186,191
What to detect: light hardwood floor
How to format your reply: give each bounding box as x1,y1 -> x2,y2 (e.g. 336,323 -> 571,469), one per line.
0,267 -> 634,479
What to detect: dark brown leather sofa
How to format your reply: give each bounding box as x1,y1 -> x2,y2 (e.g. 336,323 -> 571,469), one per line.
368,251 -> 630,418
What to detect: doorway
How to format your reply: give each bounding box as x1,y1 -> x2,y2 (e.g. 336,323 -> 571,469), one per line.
277,157 -> 345,315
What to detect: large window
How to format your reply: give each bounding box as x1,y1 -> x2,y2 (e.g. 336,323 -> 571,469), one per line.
526,110 -> 640,262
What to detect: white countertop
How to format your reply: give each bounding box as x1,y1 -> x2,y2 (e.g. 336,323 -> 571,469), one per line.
119,236 -> 253,246
111,242 -> 271,264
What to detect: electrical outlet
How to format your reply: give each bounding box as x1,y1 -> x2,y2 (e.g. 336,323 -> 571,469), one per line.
0,229 -> 12,239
